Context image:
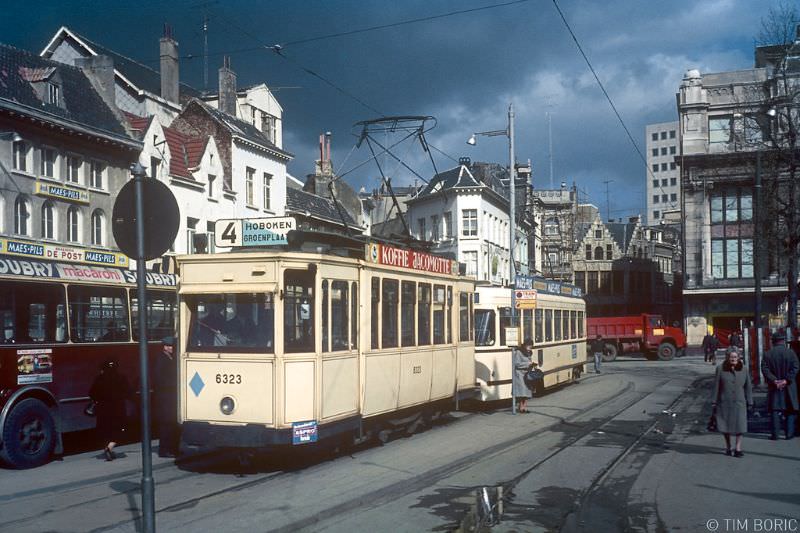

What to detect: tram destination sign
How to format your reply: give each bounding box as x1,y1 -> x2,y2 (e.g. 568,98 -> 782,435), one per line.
214,217 -> 296,248
367,242 -> 458,275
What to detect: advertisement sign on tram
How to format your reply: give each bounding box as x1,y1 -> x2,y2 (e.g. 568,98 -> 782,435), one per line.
366,242 -> 458,275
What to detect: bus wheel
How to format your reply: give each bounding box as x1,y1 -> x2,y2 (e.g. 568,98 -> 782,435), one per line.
602,343 -> 618,362
0,398 -> 56,469
657,342 -> 677,361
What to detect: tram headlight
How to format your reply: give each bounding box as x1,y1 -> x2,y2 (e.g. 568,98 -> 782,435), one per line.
219,396 -> 236,415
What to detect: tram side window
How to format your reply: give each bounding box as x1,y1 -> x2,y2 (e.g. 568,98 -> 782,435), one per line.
475,309 -> 495,346
0,281 -> 66,343
570,311 -> 577,340
351,281 -> 358,350
562,310 -> 569,341
321,280 -> 329,353
284,270 -> 315,353
554,310 -> 562,341
433,285 -> 446,344
418,283 -> 431,346
331,281 -> 350,351
371,278 -> 380,349
499,307 -> 514,346
69,286 -> 128,342
187,293 -> 273,352
522,309 -> 533,343
534,309 -> 543,343
459,292 -> 470,342
446,287 -> 453,344
578,311 -> 585,337
545,309 -> 553,342
401,281 -> 416,347
382,279 -> 399,348
131,289 -> 177,341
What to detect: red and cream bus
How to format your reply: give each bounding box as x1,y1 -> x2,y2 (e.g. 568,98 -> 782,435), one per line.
0,251 -> 176,468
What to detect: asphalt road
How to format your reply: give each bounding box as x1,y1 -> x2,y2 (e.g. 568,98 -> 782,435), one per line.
0,356 -> 722,532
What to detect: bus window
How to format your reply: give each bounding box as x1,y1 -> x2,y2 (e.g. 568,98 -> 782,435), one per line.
351,281 -> 358,350
284,270 -> 314,353
131,289 -> 177,341
446,287 -> 453,344
382,279 -> 399,348
475,309 -> 495,346
68,286 -> 128,342
321,280 -> 329,353
554,310 -> 562,341
499,307 -> 513,346
433,285 -> 446,344
0,281 -> 66,343
522,309 -> 533,342
545,309 -> 553,342
535,308 -> 543,344
401,281 -> 415,347
331,281 -> 349,351
371,278 -> 380,349
418,284 -> 431,346
187,293 -> 274,352
459,292 -> 470,342
578,311 -> 584,337
562,310 -> 569,341
570,311 -> 577,340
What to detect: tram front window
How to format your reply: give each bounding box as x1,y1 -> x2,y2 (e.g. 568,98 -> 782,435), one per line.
475,309 -> 495,346
187,293 -> 274,352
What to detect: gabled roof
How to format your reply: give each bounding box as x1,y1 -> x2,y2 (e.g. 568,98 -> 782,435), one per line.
416,161 -> 512,203
0,43 -> 133,141
574,222 -> 592,246
123,111 -> 208,180
286,188 -> 359,228
194,100 -> 292,159
122,111 -> 152,138
42,27 -> 202,103
606,221 -> 638,254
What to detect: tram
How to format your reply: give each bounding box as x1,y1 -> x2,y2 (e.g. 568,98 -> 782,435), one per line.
177,232 -> 476,450
474,278 -> 586,401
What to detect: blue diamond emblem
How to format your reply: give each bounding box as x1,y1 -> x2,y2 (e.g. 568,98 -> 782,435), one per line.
190,372 -> 205,397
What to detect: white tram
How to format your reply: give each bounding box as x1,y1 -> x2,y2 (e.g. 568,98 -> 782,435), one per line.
474,278 -> 586,401
177,236 -> 475,449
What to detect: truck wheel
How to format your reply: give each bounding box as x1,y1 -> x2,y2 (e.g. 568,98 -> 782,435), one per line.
0,398 -> 56,469
657,342 -> 677,361
602,343 -> 618,362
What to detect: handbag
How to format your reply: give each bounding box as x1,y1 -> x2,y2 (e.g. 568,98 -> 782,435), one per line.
84,400 -> 97,417
706,407 -> 717,432
524,368 -> 545,389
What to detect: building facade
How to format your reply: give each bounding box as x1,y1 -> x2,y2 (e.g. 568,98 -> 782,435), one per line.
531,185 -> 577,281
645,121 -> 681,225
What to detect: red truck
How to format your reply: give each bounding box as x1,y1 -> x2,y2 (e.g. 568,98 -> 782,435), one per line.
587,314 -> 686,361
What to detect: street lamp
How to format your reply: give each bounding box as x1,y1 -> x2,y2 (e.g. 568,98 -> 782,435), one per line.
466,103 -> 517,289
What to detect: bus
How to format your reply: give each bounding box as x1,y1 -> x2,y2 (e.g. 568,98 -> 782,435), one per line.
177,234 -> 475,451
0,253 -> 177,468
474,278 -> 586,401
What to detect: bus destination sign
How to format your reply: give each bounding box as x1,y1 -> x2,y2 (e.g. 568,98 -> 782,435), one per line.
366,242 -> 457,275
214,217 -> 296,248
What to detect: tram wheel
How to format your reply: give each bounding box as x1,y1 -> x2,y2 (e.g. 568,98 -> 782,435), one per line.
0,398 -> 56,469
572,367 -> 582,381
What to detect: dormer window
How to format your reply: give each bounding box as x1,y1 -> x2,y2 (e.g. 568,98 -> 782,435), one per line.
48,83 -> 60,106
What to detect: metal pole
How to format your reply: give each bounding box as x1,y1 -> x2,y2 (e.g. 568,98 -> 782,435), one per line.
508,103 -> 517,415
754,150 -> 762,385
133,163 -> 156,532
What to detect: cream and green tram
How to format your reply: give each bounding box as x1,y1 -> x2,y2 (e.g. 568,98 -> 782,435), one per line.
177,239 -> 475,449
474,278 -> 586,401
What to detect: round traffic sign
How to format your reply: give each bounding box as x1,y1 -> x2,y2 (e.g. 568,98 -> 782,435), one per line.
112,177 -> 179,261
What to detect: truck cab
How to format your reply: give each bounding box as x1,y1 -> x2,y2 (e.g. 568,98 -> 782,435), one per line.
641,314 -> 686,359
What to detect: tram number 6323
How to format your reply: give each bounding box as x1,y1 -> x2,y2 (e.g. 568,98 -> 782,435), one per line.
216,373 -> 242,385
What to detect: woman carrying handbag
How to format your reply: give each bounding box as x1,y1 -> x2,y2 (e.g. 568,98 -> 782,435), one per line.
89,360 -> 132,461
711,346 -> 753,457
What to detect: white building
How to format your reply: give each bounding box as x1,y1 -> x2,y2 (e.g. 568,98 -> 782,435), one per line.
645,121 -> 680,224
406,159 -> 530,285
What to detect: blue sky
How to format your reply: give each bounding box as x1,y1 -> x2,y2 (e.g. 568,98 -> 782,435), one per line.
1,0 -> 779,220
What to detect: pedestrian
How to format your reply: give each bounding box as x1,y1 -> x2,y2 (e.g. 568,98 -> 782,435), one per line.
712,346 -> 752,457
154,336 -> 180,457
589,334 -> 605,373
761,330 -> 799,440
702,331 -> 719,363
89,359 -> 131,461
512,338 -> 535,413
728,330 -> 743,350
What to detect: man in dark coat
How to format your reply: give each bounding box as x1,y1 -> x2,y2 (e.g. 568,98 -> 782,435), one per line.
154,336 -> 180,457
761,331 -> 799,440
589,334 -> 605,373
702,331 -> 719,363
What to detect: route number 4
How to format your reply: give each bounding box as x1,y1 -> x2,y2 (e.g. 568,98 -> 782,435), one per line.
220,222 -> 237,244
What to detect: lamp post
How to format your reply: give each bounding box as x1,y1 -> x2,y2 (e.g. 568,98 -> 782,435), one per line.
468,103 -> 519,414
467,103 -> 517,290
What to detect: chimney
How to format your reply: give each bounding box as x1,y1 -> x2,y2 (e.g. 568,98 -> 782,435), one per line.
75,55 -> 115,108
159,24 -> 180,104
218,56 -> 237,116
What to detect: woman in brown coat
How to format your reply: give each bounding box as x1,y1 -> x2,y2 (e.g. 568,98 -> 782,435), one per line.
712,347 -> 753,457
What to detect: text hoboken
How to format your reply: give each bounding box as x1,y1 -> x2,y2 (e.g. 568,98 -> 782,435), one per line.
378,245 -> 453,275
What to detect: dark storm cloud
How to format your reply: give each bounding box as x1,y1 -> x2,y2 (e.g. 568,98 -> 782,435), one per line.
1,0 -> 779,216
